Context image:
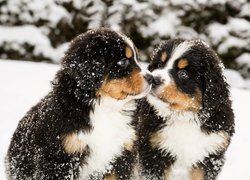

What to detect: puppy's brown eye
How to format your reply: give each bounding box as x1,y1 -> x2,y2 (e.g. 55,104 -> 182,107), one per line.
178,70 -> 189,79
117,58 -> 129,68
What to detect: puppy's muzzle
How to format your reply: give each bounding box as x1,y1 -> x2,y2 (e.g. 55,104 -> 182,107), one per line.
152,76 -> 163,88
144,74 -> 163,89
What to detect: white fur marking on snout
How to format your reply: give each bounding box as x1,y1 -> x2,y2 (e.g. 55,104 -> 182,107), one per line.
151,68 -> 171,85
167,41 -> 193,70
149,41 -> 194,106
151,40 -> 194,83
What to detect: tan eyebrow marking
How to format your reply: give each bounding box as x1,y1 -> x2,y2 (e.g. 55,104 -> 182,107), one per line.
161,51 -> 167,62
125,46 -> 133,59
177,59 -> 189,69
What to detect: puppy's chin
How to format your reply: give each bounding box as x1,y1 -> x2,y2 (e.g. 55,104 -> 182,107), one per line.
121,71 -> 152,101
97,81 -> 152,103
147,84 -> 168,105
148,84 -> 202,115
147,93 -> 172,118
126,83 -> 152,101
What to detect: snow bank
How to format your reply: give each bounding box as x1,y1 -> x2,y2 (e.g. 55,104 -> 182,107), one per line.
0,60 -> 59,179
0,25 -> 69,63
207,17 -> 250,56
218,88 -> 250,180
225,69 -> 250,89
236,53 -> 250,68
0,0 -> 70,25
0,25 -> 50,45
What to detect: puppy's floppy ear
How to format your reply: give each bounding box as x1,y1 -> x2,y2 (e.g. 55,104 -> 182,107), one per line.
199,52 -> 234,134
62,34 -> 106,102
202,57 -> 228,110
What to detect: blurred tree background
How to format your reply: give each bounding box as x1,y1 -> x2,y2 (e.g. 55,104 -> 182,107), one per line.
0,0 -> 250,78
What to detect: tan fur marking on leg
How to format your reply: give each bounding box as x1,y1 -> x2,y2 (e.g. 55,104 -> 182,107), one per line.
104,172 -> 118,180
164,168 -> 172,180
150,131 -> 163,149
123,135 -> 137,151
219,132 -> 230,151
190,168 -> 204,180
63,132 -> 86,154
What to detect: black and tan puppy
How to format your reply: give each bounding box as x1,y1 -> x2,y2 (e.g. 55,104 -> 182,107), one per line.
137,39 -> 235,180
6,28 -> 152,180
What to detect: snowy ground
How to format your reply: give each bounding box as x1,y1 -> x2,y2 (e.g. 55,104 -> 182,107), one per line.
0,60 -> 250,179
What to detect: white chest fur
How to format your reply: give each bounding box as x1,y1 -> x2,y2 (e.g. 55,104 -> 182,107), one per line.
78,97 -> 136,179
155,112 -> 228,168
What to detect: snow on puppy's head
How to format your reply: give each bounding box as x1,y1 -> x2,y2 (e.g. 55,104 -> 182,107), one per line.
62,28 -> 151,102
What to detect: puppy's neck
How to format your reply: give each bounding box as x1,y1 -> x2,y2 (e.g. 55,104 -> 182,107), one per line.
80,97 -> 137,178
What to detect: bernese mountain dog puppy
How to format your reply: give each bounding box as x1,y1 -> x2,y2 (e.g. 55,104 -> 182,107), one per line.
137,39 -> 235,180
6,28 -> 152,180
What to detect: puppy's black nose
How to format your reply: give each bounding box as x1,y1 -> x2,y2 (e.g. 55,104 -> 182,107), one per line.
153,76 -> 162,85
144,74 -> 163,88
152,76 -> 162,88
144,74 -> 154,84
